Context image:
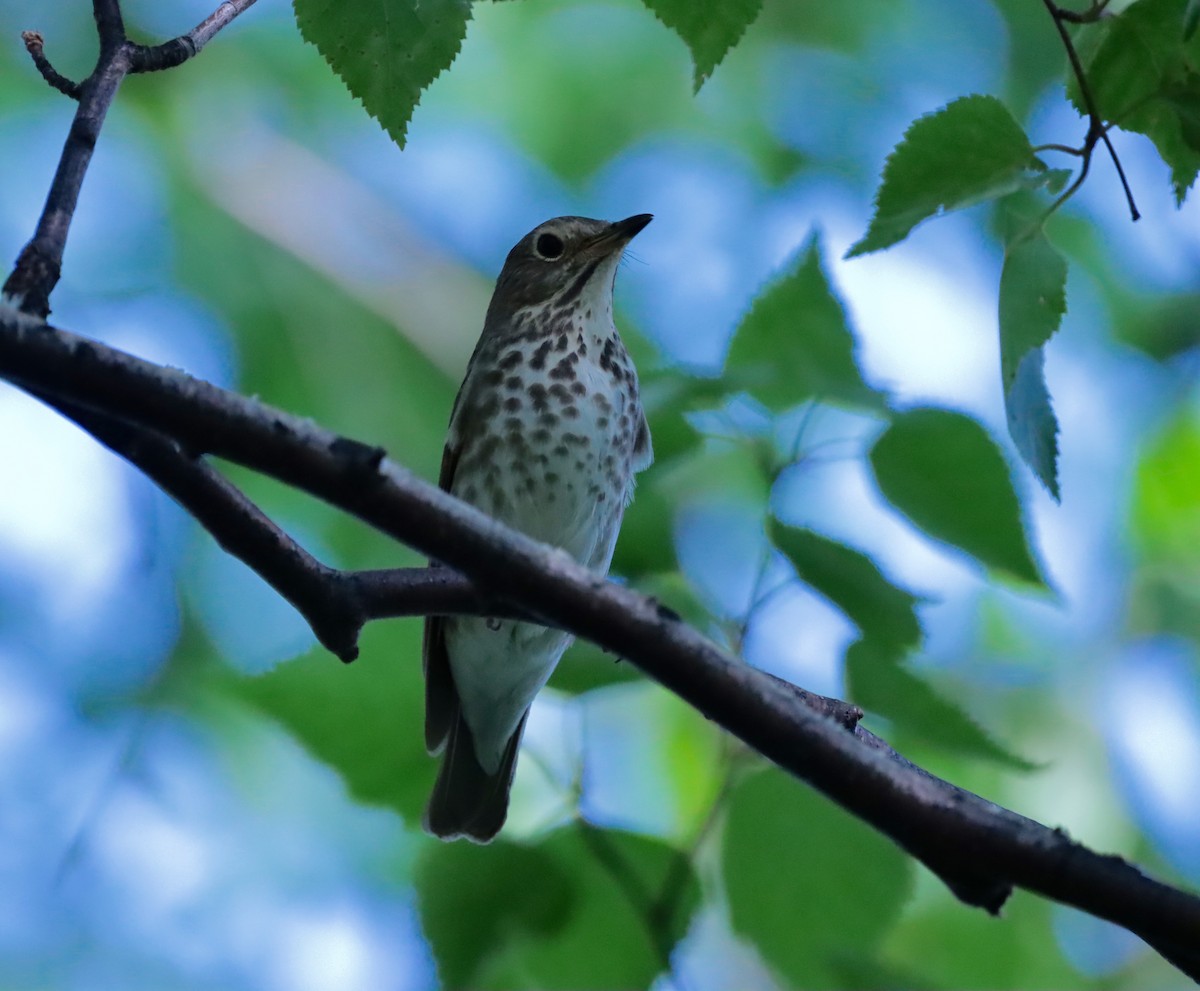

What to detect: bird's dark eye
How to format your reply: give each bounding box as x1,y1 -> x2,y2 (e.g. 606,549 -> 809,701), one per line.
535,232 -> 565,260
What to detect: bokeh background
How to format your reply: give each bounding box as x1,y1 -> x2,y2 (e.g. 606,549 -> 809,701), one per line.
1,0 -> 1199,987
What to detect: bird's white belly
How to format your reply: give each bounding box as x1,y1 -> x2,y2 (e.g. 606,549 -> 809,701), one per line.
446,351 -> 636,771
457,358 -> 633,568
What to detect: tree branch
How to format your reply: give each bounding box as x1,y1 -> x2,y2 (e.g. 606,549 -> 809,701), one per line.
1,308 -> 1198,979
4,0 -> 259,315
92,0 -> 127,56
31,387 -> 553,659
127,1 -> 261,73
3,0 -> 1198,979
1041,0 -> 1139,221
20,31 -> 82,100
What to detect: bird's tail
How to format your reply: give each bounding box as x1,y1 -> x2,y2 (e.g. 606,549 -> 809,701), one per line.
423,709 -> 529,843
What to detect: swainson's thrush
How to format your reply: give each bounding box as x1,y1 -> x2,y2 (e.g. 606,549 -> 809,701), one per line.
423,214 -> 654,842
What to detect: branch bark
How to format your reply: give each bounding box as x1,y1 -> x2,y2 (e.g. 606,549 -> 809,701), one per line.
4,0 -> 258,315
1,308 -> 1198,979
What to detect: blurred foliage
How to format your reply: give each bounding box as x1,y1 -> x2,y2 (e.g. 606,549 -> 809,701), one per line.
998,224 -> 1067,499
3,0 -> 1200,988
416,825 -> 699,989
723,768 -> 914,987
725,233 -> 886,413
1067,0 -> 1200,202
869,408 -> 1048,587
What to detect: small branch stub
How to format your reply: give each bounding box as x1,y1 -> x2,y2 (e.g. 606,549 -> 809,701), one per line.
21,30 -> 82,100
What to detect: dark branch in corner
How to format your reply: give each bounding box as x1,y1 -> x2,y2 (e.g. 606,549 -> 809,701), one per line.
1,312 -> 1199,980
1040,0 -> 1139,221
4,0 -> 258,316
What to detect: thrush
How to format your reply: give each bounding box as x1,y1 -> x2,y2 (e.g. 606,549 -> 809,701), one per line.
423,214 -> 654,842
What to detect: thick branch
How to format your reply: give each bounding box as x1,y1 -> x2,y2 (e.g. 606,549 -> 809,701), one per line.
33,389 -> 373,660
92,0 -> 127,55
30,387 -> 548,659
1,308 -> 1197,978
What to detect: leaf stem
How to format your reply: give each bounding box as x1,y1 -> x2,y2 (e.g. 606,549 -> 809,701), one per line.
1039,0 -> 1140,221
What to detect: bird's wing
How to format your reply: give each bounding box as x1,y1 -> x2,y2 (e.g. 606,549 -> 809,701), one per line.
631,405 -> 654,474
422,434 -> 462,754
422,351 -> 483,754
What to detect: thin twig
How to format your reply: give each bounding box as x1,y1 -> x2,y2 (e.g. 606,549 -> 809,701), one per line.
20,31 -> 82,99
1032,141 -> 1085,156
129,0 -> 261,73
3,31 -> 129,316
1041,135 -> 1095,223
6,0 -> 261,315
1097,127 -> 1139,221
1041,0 -> 1140,221
1049,0 -> 1112,24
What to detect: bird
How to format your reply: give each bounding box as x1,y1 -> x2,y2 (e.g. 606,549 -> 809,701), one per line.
422,214 -> 654,842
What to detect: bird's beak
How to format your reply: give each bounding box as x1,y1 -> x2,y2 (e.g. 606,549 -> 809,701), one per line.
592,214 -> 653,254
610,213 -> 653,241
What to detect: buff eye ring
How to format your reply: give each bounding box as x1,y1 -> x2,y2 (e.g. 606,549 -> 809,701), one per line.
534,232 -> 565,260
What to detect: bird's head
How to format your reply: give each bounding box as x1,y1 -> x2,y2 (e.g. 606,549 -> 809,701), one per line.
484,214 -> 652,332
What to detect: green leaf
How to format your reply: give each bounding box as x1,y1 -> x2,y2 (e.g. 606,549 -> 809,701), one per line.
1075,0 -> 1187,117
1132,408 -> 1200,557
1115,291 -> 1200,360
1134,98 -> 1200,202
770,522 -> 923,654
1187,0 -> 1200,39
417,825 -> 699,989
845,640 -> 1035,769
1071,0 -> 1200,201
1002,348 -> 1059,500
723,768 -> 913,987
232,624 -> 432,821
998,229 -> 1067,500
869,408 -> 1047,587
612,481 -> 678,578
293,0 -> 472,147
656,440 -> 771,507
639,0 -> 764,90
883,875 -> 1089,988
724,232 -> 885,413
1164,71 -> 1200,154
551,639 -> 643,695
848,95 -> 1040,256
414,840 -> 574,990
639,371 -> 723,465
